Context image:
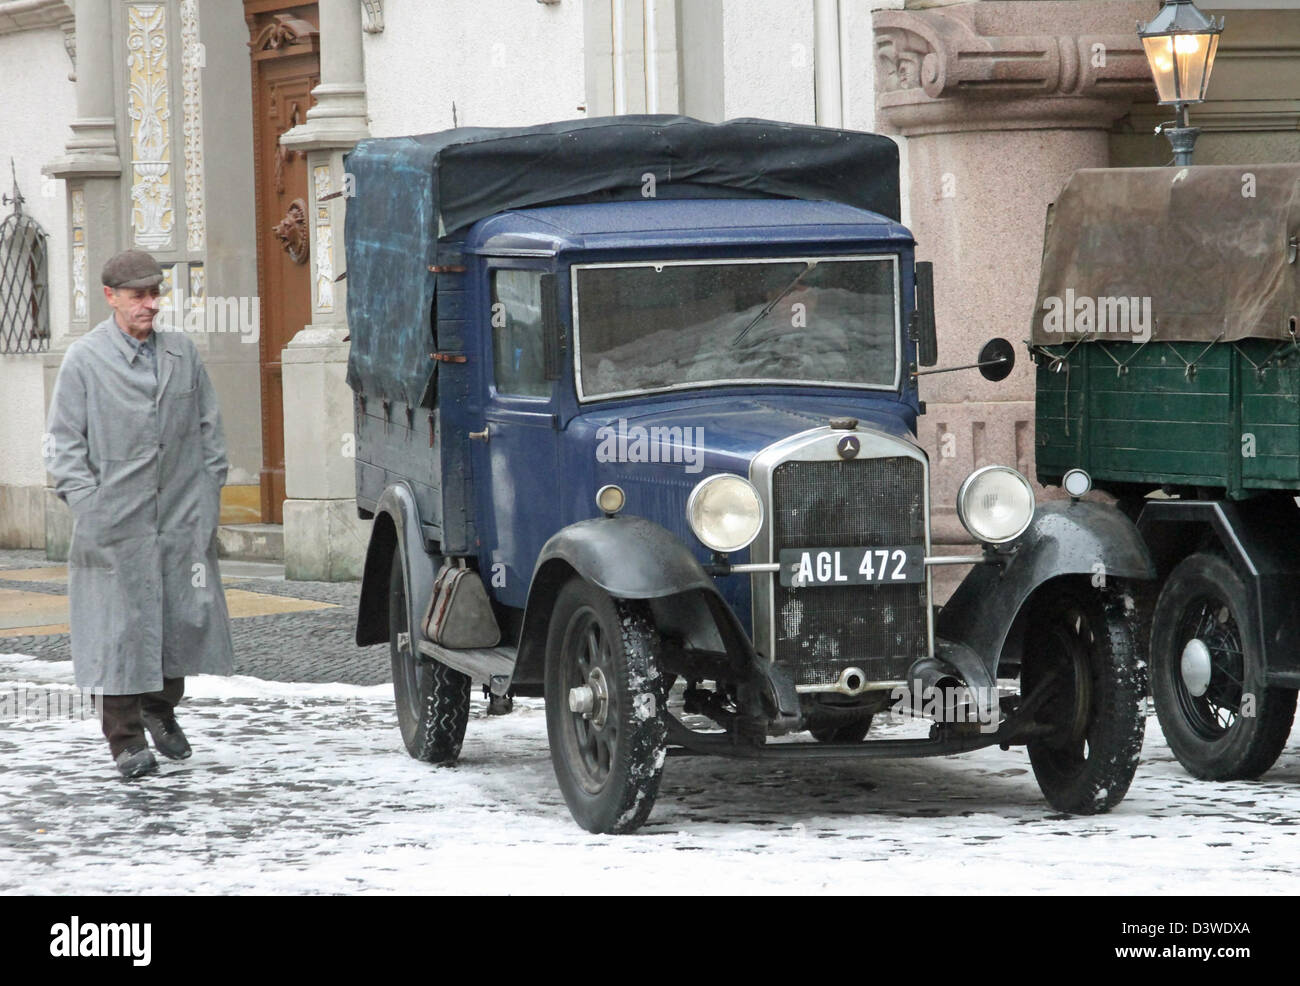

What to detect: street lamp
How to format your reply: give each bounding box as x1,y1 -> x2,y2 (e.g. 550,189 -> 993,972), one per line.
1138,0 -> 1224,165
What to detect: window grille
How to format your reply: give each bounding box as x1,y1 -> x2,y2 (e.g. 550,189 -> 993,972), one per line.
0,163 -> 50,354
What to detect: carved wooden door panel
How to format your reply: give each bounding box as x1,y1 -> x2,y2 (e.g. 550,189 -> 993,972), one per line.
246,3 -> 319,524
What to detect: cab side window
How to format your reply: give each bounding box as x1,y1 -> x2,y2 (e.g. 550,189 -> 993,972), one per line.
491,269 -> 549,398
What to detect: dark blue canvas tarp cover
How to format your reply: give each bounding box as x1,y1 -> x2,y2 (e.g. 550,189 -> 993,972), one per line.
343,115 -> 901,406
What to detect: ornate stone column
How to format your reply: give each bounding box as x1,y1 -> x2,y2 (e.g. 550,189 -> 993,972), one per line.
872,0 -> 1157,590
277,0 -> 370,579
42,0 -> 124,559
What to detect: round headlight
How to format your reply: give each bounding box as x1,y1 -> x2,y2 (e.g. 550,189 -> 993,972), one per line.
957,466 -> 1035,544
687,474 -> 763,553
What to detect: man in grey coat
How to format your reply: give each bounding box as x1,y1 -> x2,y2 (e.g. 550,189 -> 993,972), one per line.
45,249 -> 234,779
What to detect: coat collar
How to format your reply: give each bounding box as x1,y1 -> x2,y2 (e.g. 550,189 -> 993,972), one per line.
95,316 -> 184,400
105,316 -> 154,363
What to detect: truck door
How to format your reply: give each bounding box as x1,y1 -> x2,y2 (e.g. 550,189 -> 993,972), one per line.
472,265 -> 562,610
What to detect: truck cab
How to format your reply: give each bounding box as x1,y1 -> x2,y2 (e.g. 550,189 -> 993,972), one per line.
347,116 -> 1151,833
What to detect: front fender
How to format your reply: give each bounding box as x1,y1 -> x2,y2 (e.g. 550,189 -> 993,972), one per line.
511,516 -> 765,693
534,515 -> 716,599
936,500 -> 1155,675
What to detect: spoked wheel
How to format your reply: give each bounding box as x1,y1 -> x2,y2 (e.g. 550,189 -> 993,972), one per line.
1022,581 -> 1145,814
1150,552 -> 1295,780
544,579 -> 667,834
389,550 -> 470,763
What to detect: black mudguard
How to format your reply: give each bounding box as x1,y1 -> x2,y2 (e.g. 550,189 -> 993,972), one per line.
356,482 -> 436,650
937,500 -> 1156,676
1137,497 -> 1300,680
511,516 -> 796,718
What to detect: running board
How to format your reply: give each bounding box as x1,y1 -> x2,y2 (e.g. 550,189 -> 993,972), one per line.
416,639 -> 516,690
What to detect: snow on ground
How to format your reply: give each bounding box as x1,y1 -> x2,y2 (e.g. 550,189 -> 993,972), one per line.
1,653 -> 1297,895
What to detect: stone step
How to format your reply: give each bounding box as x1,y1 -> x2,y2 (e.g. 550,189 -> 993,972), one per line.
216,523 -> 284,563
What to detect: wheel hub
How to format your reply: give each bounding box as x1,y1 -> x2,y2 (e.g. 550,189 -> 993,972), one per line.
569,666 -> 610,730
1180,637 -> 1213,698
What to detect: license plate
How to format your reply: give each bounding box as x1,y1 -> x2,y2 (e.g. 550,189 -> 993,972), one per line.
778,546 -> 925,587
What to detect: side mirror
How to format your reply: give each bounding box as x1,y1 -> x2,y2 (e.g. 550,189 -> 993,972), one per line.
911,261 -> 938,367
540,272 -> 561,380
978,338 -> 1015,382
912,337 -> 1016,381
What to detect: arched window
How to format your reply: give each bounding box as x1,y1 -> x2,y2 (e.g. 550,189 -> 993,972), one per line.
0,175 -> 50,355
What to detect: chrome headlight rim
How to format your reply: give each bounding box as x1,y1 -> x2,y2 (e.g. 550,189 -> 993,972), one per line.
686,473 -> 764,554
956,465 -> 1035,545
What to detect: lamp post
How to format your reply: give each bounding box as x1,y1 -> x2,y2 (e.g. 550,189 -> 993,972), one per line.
1138,0 -> 1224,166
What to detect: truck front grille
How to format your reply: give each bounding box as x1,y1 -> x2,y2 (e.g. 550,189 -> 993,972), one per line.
770,456 -> 928,687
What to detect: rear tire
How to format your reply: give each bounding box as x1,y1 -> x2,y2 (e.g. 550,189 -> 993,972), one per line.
1022,582 -> 1145,814
389,550 -> 471,763
1149,552 -> 1295,780
545,579 -> 667,834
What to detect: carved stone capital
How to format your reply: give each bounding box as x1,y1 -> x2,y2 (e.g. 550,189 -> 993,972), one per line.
874,1 -> 1160,136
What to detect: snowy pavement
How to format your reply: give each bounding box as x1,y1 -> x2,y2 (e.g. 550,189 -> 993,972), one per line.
2,653 -> 1297,895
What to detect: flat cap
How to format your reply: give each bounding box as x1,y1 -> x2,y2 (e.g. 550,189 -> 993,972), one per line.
101,249 -> 165,290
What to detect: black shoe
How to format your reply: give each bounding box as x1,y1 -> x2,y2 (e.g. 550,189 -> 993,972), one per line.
115,746 -> 158,779
142,712 -> 192,760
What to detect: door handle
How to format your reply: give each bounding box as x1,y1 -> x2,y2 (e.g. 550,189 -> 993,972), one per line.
469,426 -> 490,442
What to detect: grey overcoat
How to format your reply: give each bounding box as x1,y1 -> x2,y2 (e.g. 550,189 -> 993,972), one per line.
45,316 -> 235,694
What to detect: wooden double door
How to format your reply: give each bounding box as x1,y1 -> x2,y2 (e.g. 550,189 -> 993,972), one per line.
246,1 -> 319,523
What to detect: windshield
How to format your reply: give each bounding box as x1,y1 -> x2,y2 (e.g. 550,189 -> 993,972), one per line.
573,256 -> 900,401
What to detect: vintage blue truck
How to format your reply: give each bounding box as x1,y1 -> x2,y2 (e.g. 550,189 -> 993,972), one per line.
345,117 -> 1151,833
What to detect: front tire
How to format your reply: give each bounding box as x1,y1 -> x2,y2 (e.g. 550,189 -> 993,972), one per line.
545,579 -> 667,834
389,550 -> 471,763
1150,552 -> 1296,780
1022,581 -> 1146,814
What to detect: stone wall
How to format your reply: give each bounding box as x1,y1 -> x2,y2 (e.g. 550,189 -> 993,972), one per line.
0,19 -> 75,548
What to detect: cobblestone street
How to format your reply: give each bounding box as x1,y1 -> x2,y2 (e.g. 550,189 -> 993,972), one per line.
0,549 -> 387,686
5,548 -> 1300,894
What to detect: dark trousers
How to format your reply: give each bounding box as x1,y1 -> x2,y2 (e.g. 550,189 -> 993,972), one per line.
98,677 -> 185,757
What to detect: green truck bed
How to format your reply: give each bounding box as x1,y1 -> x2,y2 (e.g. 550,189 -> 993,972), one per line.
1035,338 -> 1300,497
1030,165 -> 1300,498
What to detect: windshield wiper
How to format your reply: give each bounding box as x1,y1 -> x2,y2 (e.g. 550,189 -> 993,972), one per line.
730,261 -> 817,347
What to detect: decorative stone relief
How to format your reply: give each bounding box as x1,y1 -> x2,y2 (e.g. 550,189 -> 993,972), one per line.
313,165 -> 334,312
61,22 -> 75,79
873,3 -> 1157,135
250,13 -> 316,52
157,262 -> 179,320
127,2 -> 175,251
361,0 -> 384,34
70,187 -> 86,322
188,262 -> 205,319
180,0 -> 205,253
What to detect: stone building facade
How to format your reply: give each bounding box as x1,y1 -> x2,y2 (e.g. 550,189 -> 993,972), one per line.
0,0 -> 1295,579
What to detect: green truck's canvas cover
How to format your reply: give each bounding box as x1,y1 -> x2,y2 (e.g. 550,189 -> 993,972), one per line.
1031,165 -> 1300,345
1034,165 -> 1300,496
342,115 -> 901,408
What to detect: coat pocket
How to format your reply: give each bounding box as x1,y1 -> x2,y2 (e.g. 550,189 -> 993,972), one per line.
68,489 -> 112,569
95,456 -> 156,545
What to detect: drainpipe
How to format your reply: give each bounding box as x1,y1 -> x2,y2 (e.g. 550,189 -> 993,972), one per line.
814,0 -> 842,128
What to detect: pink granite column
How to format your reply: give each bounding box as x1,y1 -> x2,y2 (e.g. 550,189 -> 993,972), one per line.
873,0 -> 1158,590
